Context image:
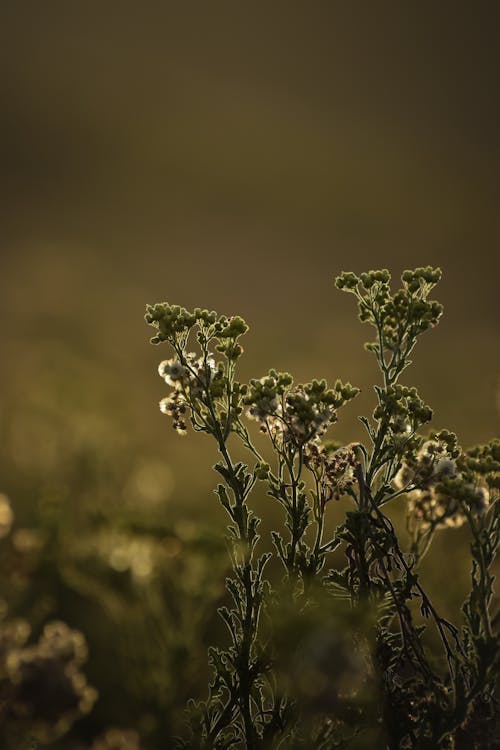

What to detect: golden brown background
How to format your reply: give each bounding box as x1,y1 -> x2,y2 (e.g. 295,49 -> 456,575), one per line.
0,3 -> 499,744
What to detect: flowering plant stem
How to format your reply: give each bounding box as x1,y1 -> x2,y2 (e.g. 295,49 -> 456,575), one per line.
146,268 -> 499,749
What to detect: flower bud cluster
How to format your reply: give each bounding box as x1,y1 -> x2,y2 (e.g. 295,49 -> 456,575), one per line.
158,354 -> 227,434
147,304 -> 249,435
244,373 -> 359,446
244,371 -> 289,423
304,442 -> 358,505
440,478 -> 490,515
401,266 -> 442,287
462,438 -> 500,491
374,385 -> 433,433
146,303 -> 248,352
335,267 -> 443,360
145,303 -> 199,343
396,432 -> 492,530
395,435 -> 458,492
3,619 -> 97,740
283,386 -> 334,442
336,268 -> 392,296
407,480 -> 490,531
214,316 -> 248,361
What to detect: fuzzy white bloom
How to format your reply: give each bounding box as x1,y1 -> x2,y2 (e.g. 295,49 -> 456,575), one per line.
158,359 -> 187,385
159,397 -> 173,415
433,458 -> 457,481
394,464 -> 415,490
247,397 -> 280,423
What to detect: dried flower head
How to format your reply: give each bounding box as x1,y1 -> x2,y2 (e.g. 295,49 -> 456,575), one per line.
304,442 -> 358,505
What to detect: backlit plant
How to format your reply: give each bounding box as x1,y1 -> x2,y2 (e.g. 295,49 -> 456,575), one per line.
146,268 -> 499,749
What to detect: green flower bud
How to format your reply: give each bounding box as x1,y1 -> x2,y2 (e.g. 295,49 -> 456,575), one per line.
255,462 -> 270,480
375,269 -> 390,283
360,272 -> 374,289
335,271 -> 359,290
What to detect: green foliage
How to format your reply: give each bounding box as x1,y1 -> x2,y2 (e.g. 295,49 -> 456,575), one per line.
145,268 -> 499,749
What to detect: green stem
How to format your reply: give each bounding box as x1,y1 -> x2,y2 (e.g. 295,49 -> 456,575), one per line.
202,378 -> 258,748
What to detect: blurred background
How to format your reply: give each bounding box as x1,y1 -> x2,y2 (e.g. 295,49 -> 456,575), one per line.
0,2 -> 499,747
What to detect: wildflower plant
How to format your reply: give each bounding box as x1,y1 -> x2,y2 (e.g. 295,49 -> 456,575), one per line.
145,268 -> 499,749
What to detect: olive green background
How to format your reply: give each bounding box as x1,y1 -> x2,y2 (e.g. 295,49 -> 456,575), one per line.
2,3 -> 499,509
0,3 -> 499,744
